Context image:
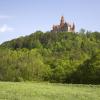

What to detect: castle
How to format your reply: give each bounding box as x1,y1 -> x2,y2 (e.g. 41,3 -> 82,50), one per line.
51,16 -> 75,33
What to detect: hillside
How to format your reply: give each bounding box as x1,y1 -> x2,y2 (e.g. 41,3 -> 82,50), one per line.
0,31 -> 100,84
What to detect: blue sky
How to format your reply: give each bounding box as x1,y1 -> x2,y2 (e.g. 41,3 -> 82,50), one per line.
0,0 -> 100,44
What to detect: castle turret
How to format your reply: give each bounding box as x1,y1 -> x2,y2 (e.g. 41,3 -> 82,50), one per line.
60,16 -> 64,26
72,23 -> 75,32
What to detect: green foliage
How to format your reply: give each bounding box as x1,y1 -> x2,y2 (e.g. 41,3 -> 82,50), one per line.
71,51 -> 100,84
0,31 -> 100,84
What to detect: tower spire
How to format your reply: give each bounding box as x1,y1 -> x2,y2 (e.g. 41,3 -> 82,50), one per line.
60,16 -> 64,26
72,22 -> 75,32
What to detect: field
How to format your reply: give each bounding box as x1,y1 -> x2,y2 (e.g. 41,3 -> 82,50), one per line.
0,82 -> 100,100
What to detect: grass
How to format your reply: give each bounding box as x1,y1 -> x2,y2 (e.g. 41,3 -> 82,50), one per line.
0,82 -> 100,100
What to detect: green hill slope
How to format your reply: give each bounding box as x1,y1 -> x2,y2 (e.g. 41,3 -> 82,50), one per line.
0,31 -> 100,84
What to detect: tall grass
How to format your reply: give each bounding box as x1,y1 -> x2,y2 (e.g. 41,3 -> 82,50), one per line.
0,82 -> 100,100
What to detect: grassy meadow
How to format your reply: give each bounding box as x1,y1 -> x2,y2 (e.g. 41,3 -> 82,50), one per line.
0,82 -> 100,100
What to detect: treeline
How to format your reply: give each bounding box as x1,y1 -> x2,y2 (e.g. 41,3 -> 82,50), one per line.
0,31 -> 100,84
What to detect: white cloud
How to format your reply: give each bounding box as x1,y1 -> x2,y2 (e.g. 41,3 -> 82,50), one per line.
0,24 -> 14,33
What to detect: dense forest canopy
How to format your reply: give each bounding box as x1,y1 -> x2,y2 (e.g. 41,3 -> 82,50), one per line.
0,31 -> 100,84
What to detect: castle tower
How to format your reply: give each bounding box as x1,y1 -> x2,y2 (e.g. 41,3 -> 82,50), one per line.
72,23 -> 75,32
60,16 -> 64,26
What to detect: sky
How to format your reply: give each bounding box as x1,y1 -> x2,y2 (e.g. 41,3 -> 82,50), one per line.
0,0 -> 100,44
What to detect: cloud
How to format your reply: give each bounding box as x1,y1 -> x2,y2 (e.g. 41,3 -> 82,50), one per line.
0,24 -> 14,33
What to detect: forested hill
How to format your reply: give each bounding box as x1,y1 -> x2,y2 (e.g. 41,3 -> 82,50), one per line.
1,31 -> 100,51
0,31 -> 100,84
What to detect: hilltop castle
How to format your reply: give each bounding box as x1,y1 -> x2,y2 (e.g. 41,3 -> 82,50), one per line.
51,16 -> 75,33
